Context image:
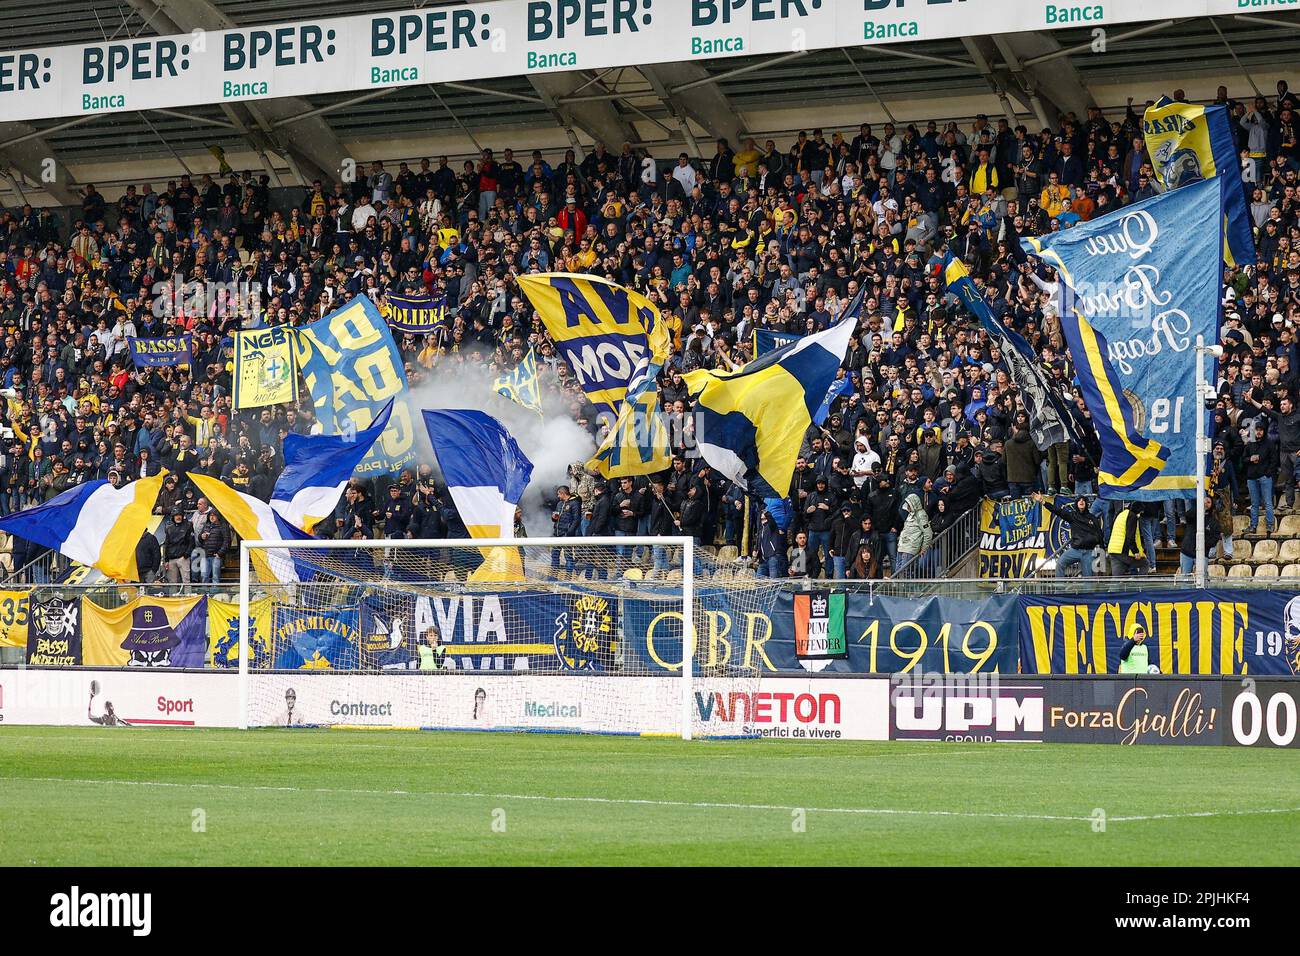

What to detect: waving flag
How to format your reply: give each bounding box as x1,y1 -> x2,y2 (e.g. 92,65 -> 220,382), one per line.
589,388 -> 672,478
683,316 -> 856,498
0,472 -> 168,581
190,473 -> 315,583
814,375 -> 854,426
271,399 -> 393,532
517,273 -> 669,415
492,349 -> 543,416
1142,96 -> 1253,268
381,292 -> 449,334
942,251 -> 1076,452
423,409 -> 534,582
1022,177 -> 1222,500
1041,275 -> 1169,497
422,409 -> 534,539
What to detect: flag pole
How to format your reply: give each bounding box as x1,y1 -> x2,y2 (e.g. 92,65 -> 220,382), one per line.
1195,334 -> 1207,588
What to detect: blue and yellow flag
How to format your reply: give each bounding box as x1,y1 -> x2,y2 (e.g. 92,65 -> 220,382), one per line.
517,273 -> 669,414
1049,277 -> 1169,498
518,273 -> 672,478
381,292 -> 449,334
589,388 -> 673,477
682,317 -> 856,498
293,296 -> 416,477
493,348 -> 543,416
1142,96 -> 1254,267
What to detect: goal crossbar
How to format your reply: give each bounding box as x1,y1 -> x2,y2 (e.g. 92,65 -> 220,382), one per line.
237,536 -> 697,737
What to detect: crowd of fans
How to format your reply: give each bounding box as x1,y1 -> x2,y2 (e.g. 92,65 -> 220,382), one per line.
0,77 -> 1297,583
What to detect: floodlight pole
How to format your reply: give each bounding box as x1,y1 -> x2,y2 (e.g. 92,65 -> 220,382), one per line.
1193,337 -> 1223,588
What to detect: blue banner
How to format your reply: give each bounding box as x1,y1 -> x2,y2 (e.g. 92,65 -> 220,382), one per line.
358,589 -> 623,672
128,335 -> 192,368
1018,589 -> 1298,676
383,292 -> 448,334
271,605 -> 360,670
1023,177 -> 1222,500
622,587 -> 1019,674
293,296 -> 416,476
753,327 -> 802,356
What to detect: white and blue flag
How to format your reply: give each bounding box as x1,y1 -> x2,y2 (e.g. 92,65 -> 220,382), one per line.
422,409 -> 534,540
271,399 -> 394,532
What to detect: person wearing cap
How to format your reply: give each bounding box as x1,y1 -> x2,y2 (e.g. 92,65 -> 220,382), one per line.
828,500 -> 859,580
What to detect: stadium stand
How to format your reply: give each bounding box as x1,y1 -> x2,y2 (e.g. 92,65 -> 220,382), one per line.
0,70 -> 1297,584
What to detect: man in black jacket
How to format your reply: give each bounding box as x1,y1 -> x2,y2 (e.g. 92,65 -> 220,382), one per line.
1244,420 -> 1279,534
1034,492 -> 1102,577
163,510 -> 195,583
1246,394 -> 1300,509
135,529 -> 162,583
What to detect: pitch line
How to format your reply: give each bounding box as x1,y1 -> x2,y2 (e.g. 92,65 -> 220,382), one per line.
9,775 -> 1299,824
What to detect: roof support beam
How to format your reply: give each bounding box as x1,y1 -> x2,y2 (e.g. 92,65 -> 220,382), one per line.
639,62 -> 743,149
528,73 -> 637,152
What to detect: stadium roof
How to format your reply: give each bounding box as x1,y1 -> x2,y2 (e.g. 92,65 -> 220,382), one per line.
0,2 -> 1297,204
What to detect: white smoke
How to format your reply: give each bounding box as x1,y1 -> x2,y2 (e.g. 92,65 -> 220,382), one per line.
405,358 -> 596,537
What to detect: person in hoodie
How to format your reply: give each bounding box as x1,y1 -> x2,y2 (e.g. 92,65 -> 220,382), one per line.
869,475 -> 903,571
1034,491 -> 1102,577
895,492 -> 933,576
756,508 -> 788,578
850,437 -> 880,488
1244,420 -> 1279,535
828,501 -> 860,579
163,509 -> 196,584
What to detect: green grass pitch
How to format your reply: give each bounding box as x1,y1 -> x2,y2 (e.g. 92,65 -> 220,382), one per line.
1,727 -> 1297,865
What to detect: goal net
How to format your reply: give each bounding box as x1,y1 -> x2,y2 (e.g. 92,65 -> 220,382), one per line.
238,537 -> 774,739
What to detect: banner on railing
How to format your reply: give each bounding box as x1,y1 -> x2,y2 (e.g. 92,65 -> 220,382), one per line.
622,587 -> 1019,675
978,495 -> 1070,578
1018,589 -> 1299,676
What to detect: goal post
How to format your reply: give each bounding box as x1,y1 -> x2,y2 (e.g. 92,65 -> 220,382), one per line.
237,536 -> 703,738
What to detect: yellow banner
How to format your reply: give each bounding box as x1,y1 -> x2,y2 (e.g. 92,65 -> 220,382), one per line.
208,596 -> 273,667
82,595 -> 208,667
234,326 -> 298,409
0,589 -> 28,647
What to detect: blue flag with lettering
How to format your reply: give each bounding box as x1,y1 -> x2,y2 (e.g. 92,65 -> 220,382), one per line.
1022,177 -> 1222,501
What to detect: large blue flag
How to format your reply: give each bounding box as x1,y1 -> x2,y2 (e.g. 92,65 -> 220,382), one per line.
1022,176 -> 1222,501
1044,276 -> 1170,498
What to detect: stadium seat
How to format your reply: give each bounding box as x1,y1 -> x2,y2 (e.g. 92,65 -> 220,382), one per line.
1282,564 -> 1300,578
1255,563 -> 1280,579
1228,563 -> 1253,578
1208,564 -> 1227,577
1280,539 -> 1300,564
442,570 -> 459,582
1252,539 -> 1279,563
1232,540 -> 1252,563
1280,515 -> 1300,538
699,545 -> 718,560
717,545 -> 739,563
1233,515 -> 1250,536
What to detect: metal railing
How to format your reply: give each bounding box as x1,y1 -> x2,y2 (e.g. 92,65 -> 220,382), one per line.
892,505 -> 981,581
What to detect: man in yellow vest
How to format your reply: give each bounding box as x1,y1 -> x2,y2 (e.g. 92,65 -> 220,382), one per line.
1117,623 -> 1152,673
1107,503 -> 1147,576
